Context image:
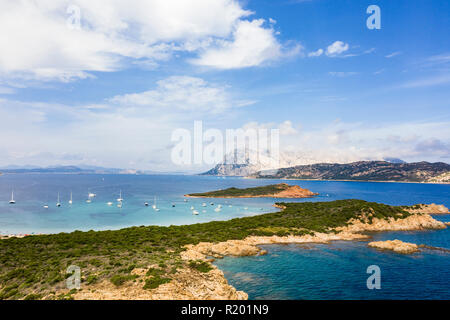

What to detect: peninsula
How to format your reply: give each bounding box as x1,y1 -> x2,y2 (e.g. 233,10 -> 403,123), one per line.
185,183 -> 318,198
0,199 -> 448,300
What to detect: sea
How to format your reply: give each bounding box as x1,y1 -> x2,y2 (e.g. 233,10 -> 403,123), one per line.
0,173 -> 449,299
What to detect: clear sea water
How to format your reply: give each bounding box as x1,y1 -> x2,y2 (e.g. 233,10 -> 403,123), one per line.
0,174 -> 449,299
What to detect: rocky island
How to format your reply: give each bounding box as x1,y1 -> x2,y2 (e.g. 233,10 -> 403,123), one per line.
368,240 -> 419,254
0,200 -> 448,300
185,183 -> 318,198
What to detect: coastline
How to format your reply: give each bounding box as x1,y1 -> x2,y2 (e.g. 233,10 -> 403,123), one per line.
75,205 -> 447,300
1,200 -> 448,300
241,176 -> 450,185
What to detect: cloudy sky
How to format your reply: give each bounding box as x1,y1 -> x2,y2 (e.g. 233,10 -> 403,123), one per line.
0,0 -> 449,172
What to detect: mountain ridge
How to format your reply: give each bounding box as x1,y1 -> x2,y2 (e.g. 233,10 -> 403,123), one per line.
202,161 -> 450,183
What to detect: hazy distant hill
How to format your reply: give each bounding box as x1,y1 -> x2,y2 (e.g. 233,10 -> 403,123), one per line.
0,165 -> 144,175
250,161 -> 450,183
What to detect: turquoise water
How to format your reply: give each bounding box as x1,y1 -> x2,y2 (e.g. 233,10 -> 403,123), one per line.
214,221 -> 450,300
1,174 -> 449,235
1,174 -> 449,299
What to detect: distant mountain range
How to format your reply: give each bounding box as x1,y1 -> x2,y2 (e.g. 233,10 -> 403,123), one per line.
0,165 -> 145,175
203,161 -> 450,183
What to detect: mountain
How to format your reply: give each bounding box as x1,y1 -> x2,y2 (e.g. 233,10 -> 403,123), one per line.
250,161 -> 450,183
0,165 -> 145,174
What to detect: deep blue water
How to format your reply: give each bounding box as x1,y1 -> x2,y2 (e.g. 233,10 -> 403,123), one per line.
1,174 -> 449,299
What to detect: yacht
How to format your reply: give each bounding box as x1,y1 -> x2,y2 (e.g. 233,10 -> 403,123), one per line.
117,202 -> 122,208
144,202 -> 149,207
117,190 -> 123,202
192,210 -> 199,215
43,204 -> 49,209
202,203 -> 207,207
9,191 -> 15,204
56,193 -> 61,207
152,196 -> 157,210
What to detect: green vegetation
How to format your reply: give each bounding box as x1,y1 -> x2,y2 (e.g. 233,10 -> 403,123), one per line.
187,184 -> 295,197
0,199 -> 415,300
189,260 -> 213,273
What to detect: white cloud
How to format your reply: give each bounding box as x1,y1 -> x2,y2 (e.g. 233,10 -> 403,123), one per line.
191,19 -> 301,69
328,72 -> 359,77
308,49 -> 323,57
399,75 -> 450,89
326,41 -> 349,56
109,76 -> 253,113
385,51 -> 402,58
0,1 -> 294,81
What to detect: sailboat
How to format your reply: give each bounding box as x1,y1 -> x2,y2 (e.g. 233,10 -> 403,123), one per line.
43,204 -> 49,209
117,190 -> 123,202
192,210 -> 199,215
69,192 -> 73,205
56,193 -> 61,207
202,203 -> 207,207
144,202 -> 149,207
9,191 -> 15,204
152,196 -> 157,209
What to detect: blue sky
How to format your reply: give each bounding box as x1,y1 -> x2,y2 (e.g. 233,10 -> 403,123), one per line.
0,0 -> 449,171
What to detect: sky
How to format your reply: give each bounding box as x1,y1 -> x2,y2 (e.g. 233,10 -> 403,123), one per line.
0,0 -> 449,172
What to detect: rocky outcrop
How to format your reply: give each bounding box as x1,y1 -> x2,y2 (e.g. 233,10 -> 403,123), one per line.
368,240 -> 419,254
336,213 -> 446,233
405,204 -> 449,215
73,264 -> 247,300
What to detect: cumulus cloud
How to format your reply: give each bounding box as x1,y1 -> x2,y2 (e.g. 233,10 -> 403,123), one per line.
0,0 -> 292,81
191,19 -> 301,69
326,41 -> 349,56
308,49 -> 323,57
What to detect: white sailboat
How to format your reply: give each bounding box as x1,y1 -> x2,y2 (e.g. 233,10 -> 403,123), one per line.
9,191 -> 15,204
86,192 -> 92,203
202,203 -> 207,207
192,210 -> 199,215
117,190 -> 123,202
69,192 -> 73,205
56,193 -> 61,207
43,204 -> 49,209
107,202 -> 113,206
152,196 -> 157,210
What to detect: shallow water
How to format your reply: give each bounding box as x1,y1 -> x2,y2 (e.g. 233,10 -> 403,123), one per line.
1,174 -> 448,235
1,173 -> 449,299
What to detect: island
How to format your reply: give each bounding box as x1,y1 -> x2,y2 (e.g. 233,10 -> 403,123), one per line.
0,200 -> 448,300
185,183 -> 318,198
368,240 -> 419,254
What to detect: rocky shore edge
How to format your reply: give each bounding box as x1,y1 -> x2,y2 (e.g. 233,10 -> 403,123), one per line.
72,204 -> 447,300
